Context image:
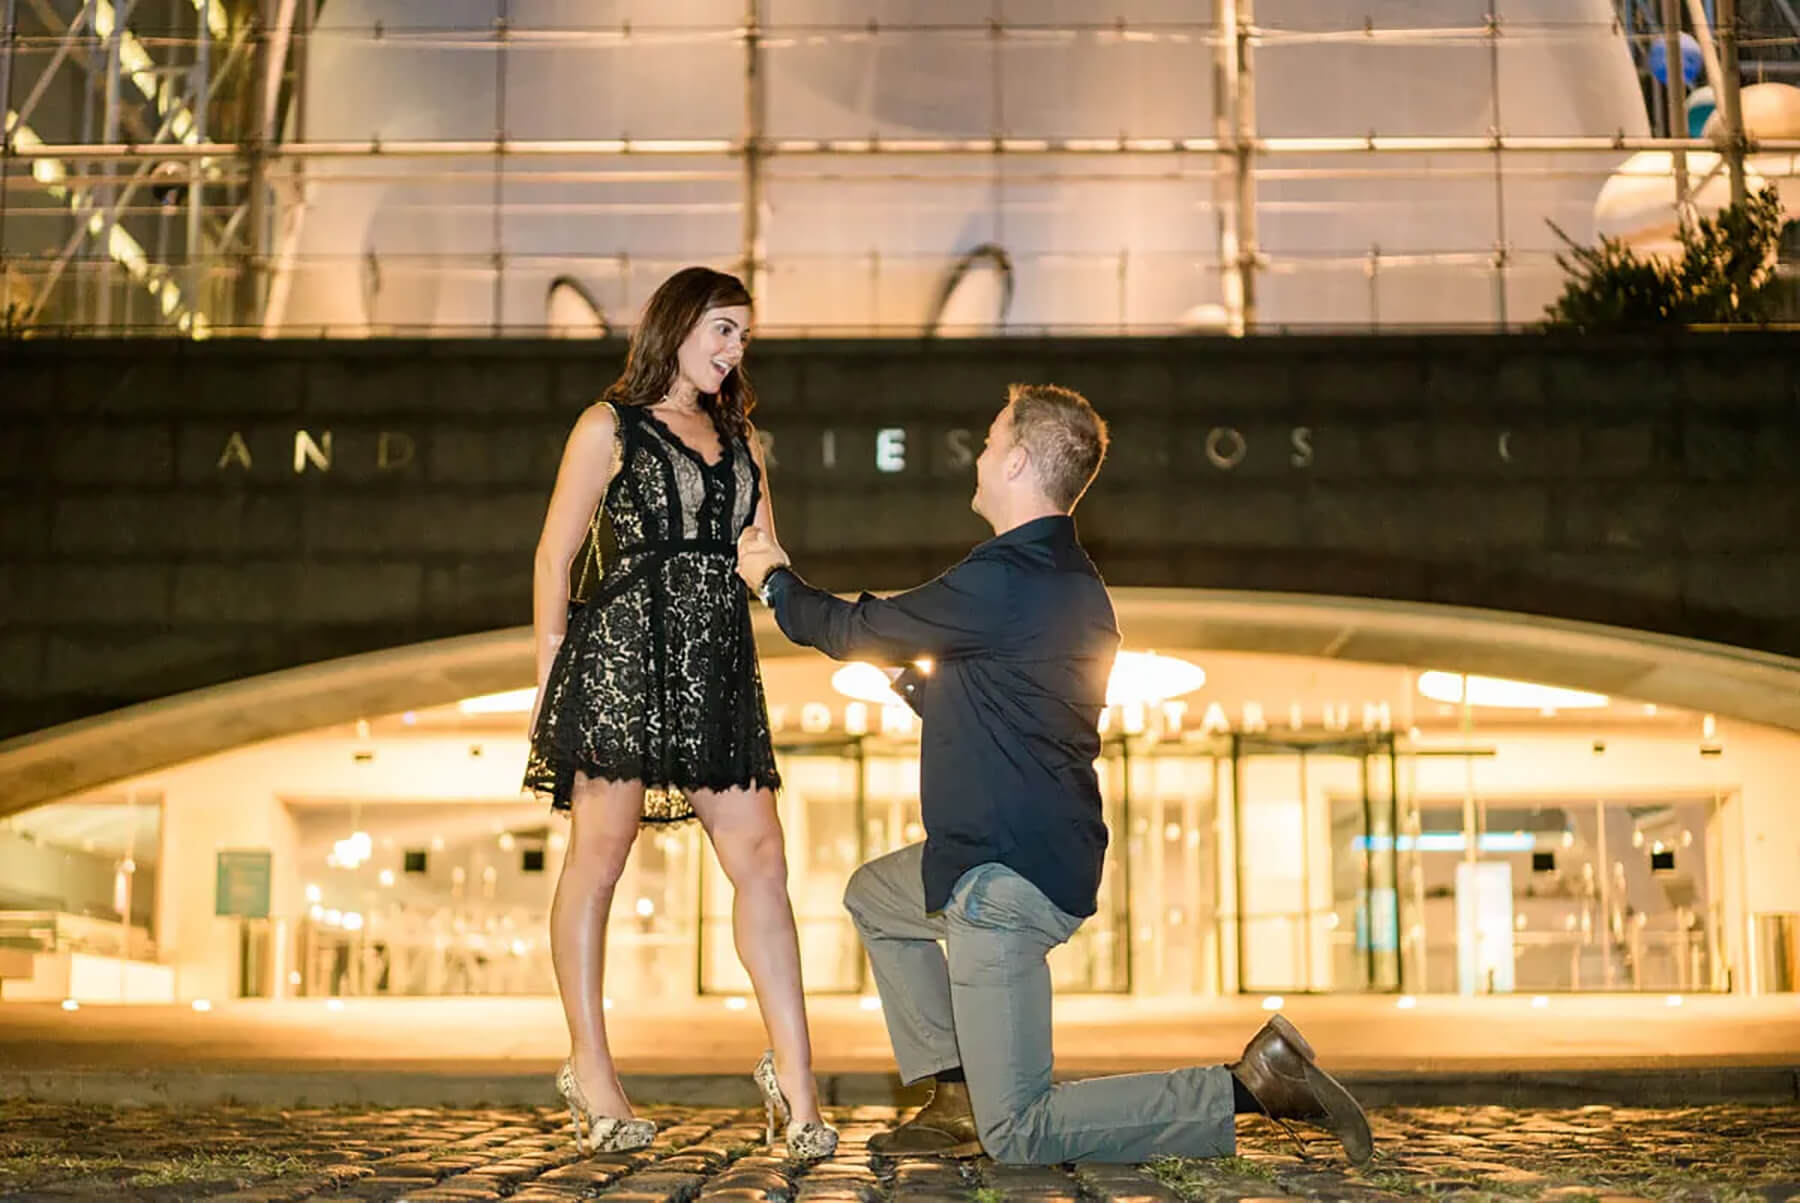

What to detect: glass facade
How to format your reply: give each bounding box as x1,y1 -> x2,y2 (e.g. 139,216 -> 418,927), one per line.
6,2 -> 1794,336
0,637 -> 1789,1004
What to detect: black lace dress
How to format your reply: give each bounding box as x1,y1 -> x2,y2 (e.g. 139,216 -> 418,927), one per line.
523,402 -> 781,821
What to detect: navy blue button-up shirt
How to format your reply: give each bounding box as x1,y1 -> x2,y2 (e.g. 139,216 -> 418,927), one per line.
764,515 -> 1120,918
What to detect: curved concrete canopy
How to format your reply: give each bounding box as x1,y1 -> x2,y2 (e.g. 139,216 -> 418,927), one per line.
4,587 -> 1798,818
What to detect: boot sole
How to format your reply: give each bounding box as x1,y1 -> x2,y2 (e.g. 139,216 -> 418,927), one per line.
1268,1014 -> 1373,1166
868,1136 -> 985,1159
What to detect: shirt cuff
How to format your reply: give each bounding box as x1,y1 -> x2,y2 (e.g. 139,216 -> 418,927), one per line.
757,565 -> 794,607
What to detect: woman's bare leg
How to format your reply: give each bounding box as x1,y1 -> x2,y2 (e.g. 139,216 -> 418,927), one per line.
550,773 -> 644,1118
687,786 -> 822,1124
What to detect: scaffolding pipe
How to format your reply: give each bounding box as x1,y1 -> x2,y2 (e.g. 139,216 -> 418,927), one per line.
1685,0 -> 1726,100
77,0 -> 96,323
1235,0 -> 1258,331
244,0 -> 272,322
490,0 -> 508,333
18,134 -> 1800,160
96,0 -> 128,328
0,0 -> 14,318
1663,0 -> 1691,214
262,0 -> 308,334
1212,0 -> 1239,333
0,0 -> 17,148
1716,0 -> 1748,207
187,0 -> 209,321
1488,9 -> 1507,328
262,0 -> 297,146
740,0 -> 763,298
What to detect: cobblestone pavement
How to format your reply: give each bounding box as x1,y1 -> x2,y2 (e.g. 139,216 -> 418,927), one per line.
1,1101 -> 1797,1203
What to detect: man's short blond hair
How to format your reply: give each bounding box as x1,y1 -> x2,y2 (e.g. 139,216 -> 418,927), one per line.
1006,383 -> 1109,511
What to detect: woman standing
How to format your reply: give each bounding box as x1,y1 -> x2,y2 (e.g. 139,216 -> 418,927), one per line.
525,267 -> 834,1159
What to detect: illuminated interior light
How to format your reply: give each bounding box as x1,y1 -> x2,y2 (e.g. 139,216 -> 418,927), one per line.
1106,652 -> 1205,706
1354,832 -> 1536,853
830,662 -> 903,705
1417,671 -> 1608,710
459,687 -> 537,715
832,651 -> 1205,708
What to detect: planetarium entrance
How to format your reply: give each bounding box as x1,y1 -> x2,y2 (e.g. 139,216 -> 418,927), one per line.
1226,732 -> 1404,996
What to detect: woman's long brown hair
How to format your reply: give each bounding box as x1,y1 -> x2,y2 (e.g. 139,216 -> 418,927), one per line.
603,267 -> 756,439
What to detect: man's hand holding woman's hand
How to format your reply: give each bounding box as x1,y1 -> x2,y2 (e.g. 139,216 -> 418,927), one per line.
736,526 -> 790,593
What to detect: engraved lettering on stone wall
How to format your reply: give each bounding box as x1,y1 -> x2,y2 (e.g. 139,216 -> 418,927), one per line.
1291,426 -> 1314,468
293,430 -> 333,474
946,428 -> 975,469
198,420 -> 1540,482
216,431 -> 253,472
875,428 -> 907,473
377,431 -> 416,471
1205,426 -> 1247,471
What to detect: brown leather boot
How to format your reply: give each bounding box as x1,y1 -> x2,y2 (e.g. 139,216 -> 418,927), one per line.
867,1080 -> 983,1158
1228,1013 -> 1373,1166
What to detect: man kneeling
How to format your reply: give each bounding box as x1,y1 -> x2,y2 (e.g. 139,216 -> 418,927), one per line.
738,383 -> 1372,1166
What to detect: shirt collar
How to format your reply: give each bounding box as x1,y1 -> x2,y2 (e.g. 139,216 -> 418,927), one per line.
983,513 -> 1075,550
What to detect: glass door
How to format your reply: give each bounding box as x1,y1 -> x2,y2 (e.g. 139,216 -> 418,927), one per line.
1231,733 -> 1401,994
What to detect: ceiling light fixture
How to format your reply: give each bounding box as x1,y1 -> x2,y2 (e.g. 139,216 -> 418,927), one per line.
1417,671 -> 1608,711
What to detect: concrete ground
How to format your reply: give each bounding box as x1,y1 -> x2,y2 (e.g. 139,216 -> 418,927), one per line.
2,1098 -> 1798,1202
2,994 -> 1797,1108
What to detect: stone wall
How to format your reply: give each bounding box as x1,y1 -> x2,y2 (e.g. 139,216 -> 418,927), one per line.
2,333 -> 1796,741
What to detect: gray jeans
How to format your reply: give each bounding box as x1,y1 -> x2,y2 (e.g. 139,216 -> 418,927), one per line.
843,843 -> 1235,1164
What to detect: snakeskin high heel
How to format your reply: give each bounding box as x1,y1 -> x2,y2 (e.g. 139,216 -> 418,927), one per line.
555,1060 -> 656,1154
752,1050 -> 838,1160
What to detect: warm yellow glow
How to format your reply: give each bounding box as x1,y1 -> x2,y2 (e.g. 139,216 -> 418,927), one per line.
330,831 -> 373,868
1417,671 -> 1608,710
1106,651 -> 1205,706
830,662 -> 904,705
832,651 -> 1204,708
459,687 -> 537,715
